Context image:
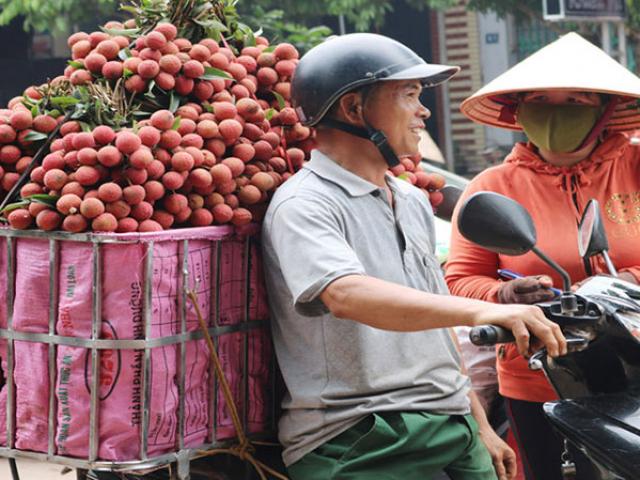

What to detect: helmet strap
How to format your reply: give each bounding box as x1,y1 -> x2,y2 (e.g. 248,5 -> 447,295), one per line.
320,118 -> 401,167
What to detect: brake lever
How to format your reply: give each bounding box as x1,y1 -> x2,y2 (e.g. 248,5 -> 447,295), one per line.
528,335 -> 589,370
528,350 -> 546,371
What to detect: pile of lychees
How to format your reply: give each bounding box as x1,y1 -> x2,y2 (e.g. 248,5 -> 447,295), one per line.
0,17 -> 314,233
0,10 -> 445,233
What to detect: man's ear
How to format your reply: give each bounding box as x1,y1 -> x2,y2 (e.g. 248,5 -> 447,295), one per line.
337,92 -> 363,124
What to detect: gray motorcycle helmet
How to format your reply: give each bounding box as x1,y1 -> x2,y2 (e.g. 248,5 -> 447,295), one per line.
291,33 -> 460,127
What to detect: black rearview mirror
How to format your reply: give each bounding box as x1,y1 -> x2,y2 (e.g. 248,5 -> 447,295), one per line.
577,199 -> 617,276
457,191 -> 537,256
457,192 -> 576,308
434,185 -> 463,222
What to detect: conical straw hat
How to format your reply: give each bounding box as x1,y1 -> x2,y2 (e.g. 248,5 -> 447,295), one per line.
460,32 -> 640,132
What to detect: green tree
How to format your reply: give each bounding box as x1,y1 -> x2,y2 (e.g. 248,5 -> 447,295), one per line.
0,0 -> 632,59
0,0 -> 118,32
0,0 -> 456,35
236,0 -> 454,32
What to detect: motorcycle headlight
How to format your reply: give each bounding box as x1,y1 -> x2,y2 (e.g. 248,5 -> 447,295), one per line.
614,310 -> 640,340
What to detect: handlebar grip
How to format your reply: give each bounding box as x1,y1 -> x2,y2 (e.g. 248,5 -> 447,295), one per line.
469,325 -> 515,346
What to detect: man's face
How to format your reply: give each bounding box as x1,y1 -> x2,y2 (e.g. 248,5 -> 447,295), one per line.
364,80 -> 430,158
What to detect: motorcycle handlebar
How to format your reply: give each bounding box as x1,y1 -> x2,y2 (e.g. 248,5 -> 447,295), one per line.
469,325 -> 515,346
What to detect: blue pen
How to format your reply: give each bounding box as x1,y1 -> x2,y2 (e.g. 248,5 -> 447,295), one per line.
497,269 -> 563,296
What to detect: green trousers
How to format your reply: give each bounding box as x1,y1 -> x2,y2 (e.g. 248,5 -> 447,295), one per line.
287,411 -> 497,480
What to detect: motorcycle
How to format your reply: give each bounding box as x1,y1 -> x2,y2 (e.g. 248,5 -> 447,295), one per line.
457,191 -> 640,480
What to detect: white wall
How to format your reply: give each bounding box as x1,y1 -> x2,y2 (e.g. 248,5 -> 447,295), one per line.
477,12 -> 516,149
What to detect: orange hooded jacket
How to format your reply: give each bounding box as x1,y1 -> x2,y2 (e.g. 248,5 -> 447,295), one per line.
445,132 -> 640,403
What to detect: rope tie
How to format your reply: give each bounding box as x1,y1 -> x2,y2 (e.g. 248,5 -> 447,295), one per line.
187,289 -> 288,480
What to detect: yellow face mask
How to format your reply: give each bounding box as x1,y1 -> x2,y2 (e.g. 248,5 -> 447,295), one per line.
517,103 -> 601,153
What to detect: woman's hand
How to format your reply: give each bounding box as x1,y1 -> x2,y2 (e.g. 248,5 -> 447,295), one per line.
497,275 -> 557,304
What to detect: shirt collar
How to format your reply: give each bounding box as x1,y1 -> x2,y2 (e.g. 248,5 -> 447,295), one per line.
385,173 -> 411,198
304,150 -> 380,197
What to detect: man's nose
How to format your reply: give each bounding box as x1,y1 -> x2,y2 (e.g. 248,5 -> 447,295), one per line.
418,104 -> 431,120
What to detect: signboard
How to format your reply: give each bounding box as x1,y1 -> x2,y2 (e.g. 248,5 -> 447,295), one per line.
543,0 -> 626,21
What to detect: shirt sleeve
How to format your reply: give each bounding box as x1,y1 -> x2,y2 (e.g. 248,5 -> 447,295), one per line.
267,196 -> 366,316
445,176 -> 503,302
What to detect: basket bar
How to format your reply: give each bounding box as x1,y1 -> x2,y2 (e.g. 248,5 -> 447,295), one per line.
208,241 -> 219,442
243,237 -> 250,434
141,241 -> 155,460
212,240 -> 223,440
47,238 -> 59,457
0,225 -> 235,244
0,321 -> 265,348
178,239 -> 189,451
6,237 -> 15,449
89,243 -> 102,462
0,431 -> 273,473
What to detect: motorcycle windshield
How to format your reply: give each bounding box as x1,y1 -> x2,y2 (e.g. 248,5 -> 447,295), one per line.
577,276 -> 640,303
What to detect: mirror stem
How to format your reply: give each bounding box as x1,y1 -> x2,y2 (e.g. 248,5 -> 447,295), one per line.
532,246 -> 572,292
532,247 -> 578,313
602,251 -> 619,277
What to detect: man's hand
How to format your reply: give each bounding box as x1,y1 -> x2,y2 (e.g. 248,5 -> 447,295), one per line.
497,276 -> 556,304
473,303 -> 566,358
478,424 -> 517,480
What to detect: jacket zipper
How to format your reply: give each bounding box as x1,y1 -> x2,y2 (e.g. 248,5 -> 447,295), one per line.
570,175 -> 580,214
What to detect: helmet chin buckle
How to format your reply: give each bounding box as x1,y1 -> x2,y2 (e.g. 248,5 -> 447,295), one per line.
368,129 -> 400,168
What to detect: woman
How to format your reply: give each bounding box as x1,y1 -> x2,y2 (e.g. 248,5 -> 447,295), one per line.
446,32 -> 640,480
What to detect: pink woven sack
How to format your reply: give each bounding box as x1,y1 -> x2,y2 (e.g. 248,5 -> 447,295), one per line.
3,226 -> 271,461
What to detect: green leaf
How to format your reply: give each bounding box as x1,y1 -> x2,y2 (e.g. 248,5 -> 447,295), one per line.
263,46 -> 276,53
132,111 -> 153,116
23,131 -> 48,142
200,66 -> 233,81
1,201 -> 30,214
123,68 -> 134,79
118,48 -> 132,61
171,116 -> 182,130
120,5 -> 139,14
67,60 -> 84,69
272,91 -> 286,110
397,173 -> 410,181
79,121 -> 92,133
50,96 -> 80,108
194,18 -> 228,32
145,80 -> 157,98
30,105 -> 39,117
26,194 -> 59,207
71,102 -> 88,120
169,92 -> 181,113
203,103 -> 214,113
245,34 -> 257,47
100,26 -> 140,37
265,108 -> 276,121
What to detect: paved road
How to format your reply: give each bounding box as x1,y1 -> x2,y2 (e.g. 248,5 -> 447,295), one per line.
0,457 -> 72,479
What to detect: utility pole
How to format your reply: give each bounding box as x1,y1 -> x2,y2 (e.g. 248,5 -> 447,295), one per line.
618,21 -> 627,67
437,11 -> 455,172
601,22 -> 611,55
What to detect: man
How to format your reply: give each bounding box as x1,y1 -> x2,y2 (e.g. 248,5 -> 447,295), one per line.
262,33 -> 566,480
